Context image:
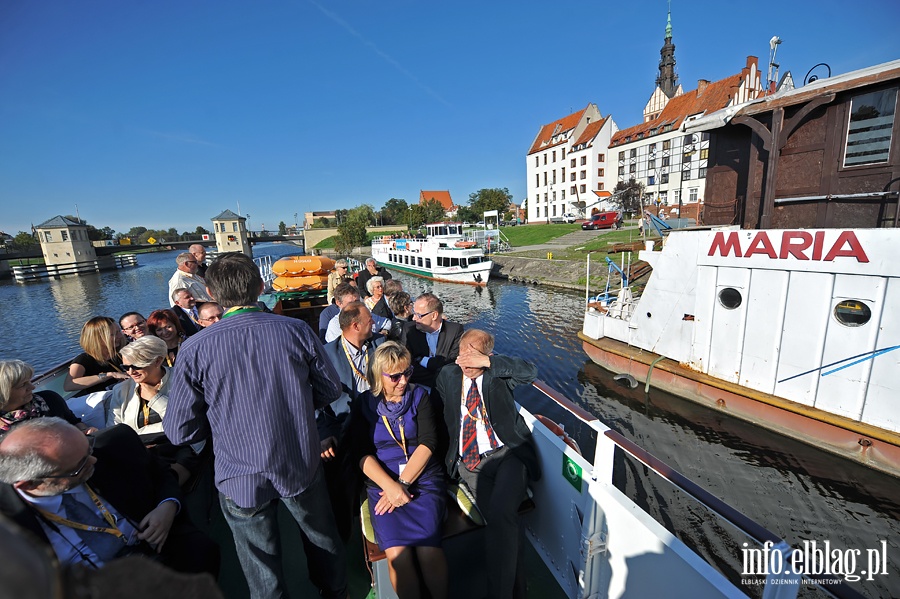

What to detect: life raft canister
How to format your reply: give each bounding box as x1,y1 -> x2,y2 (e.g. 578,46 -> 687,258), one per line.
272,256 -> 336,276
272,274 -> 329,292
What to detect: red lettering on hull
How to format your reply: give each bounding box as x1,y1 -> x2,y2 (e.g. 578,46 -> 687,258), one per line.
708,231 -> 868,263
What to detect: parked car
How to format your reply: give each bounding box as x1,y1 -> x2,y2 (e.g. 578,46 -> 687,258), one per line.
563,213 -> 577,224
581,211 -> 622,230
476,221 -> 485,226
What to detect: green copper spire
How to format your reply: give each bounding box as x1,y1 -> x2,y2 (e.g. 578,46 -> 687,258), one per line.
665,7 -> 672,39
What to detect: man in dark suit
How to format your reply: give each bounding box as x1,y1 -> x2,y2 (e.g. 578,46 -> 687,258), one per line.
402,292 -> 463,389
0,418 -> 218,575
321,301 -> 385,540
356,258 -> 392,299
172,288 -> 201,337
434,329 -> 540,599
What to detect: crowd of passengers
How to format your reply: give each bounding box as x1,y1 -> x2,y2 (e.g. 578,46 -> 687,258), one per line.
0,249 -> 539,599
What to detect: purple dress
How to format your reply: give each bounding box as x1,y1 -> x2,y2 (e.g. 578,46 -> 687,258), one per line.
356,384 -> 446,549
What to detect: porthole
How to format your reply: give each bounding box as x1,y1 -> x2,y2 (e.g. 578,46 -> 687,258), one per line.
718,288 -> 742,310
833,300 -> 871,327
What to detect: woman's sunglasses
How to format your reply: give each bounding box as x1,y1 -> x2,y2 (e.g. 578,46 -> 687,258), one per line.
382,366 -> 414,383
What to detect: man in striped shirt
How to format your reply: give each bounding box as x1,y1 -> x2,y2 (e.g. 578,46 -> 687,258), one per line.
166,253 -> 348,599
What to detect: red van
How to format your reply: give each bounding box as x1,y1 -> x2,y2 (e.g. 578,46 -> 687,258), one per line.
581,211 -> 621,230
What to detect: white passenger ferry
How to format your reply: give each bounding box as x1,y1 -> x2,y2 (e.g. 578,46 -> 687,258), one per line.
580,226 -> 900,478
370,222 -> 493,286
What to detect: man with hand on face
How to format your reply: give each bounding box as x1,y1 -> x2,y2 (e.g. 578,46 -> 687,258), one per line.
0,418 -> 218,575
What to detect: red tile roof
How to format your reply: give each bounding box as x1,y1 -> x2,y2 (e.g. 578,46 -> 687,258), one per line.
610,61 -> 761,146
419,190 -> 453,211
527,105 -> 592,155
573,116 -> 610,146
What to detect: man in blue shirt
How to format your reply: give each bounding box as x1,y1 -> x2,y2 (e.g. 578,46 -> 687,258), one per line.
166,252 -> 348,599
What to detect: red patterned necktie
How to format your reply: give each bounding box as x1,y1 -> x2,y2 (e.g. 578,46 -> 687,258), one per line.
461,381 -> 497,471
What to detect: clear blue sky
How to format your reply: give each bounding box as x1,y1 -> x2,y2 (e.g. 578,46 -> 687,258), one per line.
2,0 -> 898,235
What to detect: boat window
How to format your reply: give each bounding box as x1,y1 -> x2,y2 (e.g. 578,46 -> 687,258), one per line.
469,256 -> 480,264
450,258 -> 459,267
717,288 -> 742,310
417,257 -> 423,267
844,88 -> 897,167
460,258 -> 468,268
425,258 -> 431,268
833,300 -> 871,327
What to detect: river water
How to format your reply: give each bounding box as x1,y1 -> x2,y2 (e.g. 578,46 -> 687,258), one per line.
1,244 -> 897,597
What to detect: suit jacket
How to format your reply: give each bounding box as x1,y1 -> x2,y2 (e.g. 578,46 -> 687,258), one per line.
402,319 -> 464,388
434,355 -> 541,482
356,267 -> 392,298
174,306 -> 201,337
0,424 -> 183,549
320,334 -> 386,440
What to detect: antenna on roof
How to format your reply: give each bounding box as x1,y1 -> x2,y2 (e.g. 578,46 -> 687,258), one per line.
766,35 -> 782,95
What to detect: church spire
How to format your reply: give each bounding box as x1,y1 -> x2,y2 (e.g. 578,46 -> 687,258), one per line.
656,4 -> 678,98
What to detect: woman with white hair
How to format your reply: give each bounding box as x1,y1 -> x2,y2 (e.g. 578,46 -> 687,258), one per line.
108,335 -> 204,485
364,275 -> 392,320
0,360 -> 94,434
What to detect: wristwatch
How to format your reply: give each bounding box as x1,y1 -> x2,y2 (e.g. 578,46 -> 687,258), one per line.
397,477 -> 412,487
99,372 -> 108,380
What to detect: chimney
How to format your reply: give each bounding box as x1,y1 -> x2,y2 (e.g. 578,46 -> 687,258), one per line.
697,79 -> 710,96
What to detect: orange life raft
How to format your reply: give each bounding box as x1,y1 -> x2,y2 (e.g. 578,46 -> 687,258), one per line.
272,275 -> 329,292
272,256 -> 336,276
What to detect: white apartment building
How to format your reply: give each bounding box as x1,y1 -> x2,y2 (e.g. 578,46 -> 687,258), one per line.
526,104 -> 618,222
611,56 -> 764,209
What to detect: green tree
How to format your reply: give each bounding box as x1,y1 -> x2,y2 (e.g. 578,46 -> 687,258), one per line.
195,226 -> 210,235
313,217 -> 330,228
420,199 -> 447,224
335,206 -> 371,253
456,206 -> 478,223
278,221 -> 287,235
99,226 -> 116,239
9,231 -> 37,250
380,198 -> 408,225
612,179 -> 645,213
468,188 -> 513,220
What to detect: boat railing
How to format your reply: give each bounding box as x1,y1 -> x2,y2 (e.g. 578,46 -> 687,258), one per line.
254,255 -> 275,291
525,379 -> 866,599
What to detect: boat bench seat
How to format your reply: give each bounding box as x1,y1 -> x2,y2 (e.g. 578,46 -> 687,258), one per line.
361,483 -> 534,563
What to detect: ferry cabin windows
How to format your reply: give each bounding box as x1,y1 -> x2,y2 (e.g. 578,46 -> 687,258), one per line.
833,300 -> 871,327
718,288 -> 742,309
844,88 -> 897,167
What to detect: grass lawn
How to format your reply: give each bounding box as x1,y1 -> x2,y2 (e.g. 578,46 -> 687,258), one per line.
313,229 -> 406,249
499,223 -> 580,246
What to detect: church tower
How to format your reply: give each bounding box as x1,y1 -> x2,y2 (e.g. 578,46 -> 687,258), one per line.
655,8 -> 678,98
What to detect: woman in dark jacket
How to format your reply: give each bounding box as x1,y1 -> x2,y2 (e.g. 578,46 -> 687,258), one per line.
0,360 -> 95,434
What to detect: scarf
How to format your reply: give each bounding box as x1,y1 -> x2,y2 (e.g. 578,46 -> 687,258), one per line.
0,393 -> 51,432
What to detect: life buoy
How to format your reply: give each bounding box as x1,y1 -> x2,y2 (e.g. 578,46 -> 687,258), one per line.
535,414 -> 581,454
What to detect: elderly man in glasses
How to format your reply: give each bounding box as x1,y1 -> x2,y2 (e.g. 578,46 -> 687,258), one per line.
167,252 -> 212,306
0,418 -> 218,575
401,292 -> 463,390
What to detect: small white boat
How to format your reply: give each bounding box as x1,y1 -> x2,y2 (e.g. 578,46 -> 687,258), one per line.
370,223 -> 493,286
580,226 -> 900,477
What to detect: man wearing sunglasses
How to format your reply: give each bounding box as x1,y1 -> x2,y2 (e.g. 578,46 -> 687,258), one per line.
167,252 -> 212,305
402,293 -> 463,390
0,418 -> 218,574
434,329 -> 539,599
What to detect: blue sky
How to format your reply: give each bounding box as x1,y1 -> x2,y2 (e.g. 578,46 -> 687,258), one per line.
2,0 -> 898,235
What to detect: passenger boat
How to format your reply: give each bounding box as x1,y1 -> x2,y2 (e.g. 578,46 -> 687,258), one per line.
580,226 -> 900,478
370,223 -> 492,286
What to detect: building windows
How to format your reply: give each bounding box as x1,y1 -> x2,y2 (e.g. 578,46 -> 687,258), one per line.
544,207 -> 548,218
535,174 -> 540,187
689,188 -> 698,202
579,184 -> 587,194
581,156 -> 587,165
844,88 -> 897,166
648,176 -> 655,185
44,232 -> 53,242
552,191 -> 557,201
618,166 -> 625,176
61,231 -> 69,242
683,169 -> 692,180
598,183 -> 604,190
543,154 -> 547,165
535,194 -> 540,204
571,158 -> 577,168
232,223 -> 238,232
662,156 -> 670,167
598,168 -> 604,176
552,205 -> 557,216
648,159 -> 656,170
561,148 -> 566,159
570,172 -> 576,181
552,150 -> 556,162
535,156 -> 539,167
561,168 -> 565,180
544,193 -> 548,203
700,148 -> 709,160
571,186 -> 577,195
561,189 -> 565,199
683,151 -> 692,162
598,153 -> 605,162
552,171 -> 557,184
661,173 -> 669,184
580,170 -> 586,180
618,151 -> 625,161
663,140 -> 671,151
659,191 -> 667,204
629,164 -> 636,174
543,172 -> 547,186
698,167 -> 707,179
629,149 -> 636,158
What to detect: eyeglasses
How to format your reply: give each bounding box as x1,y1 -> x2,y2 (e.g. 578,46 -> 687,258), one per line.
123,321 -> 146,331
412,310 -> 434,320
44,437 -> 95,479
382,366 -> 414,383
121,363 -> 148,372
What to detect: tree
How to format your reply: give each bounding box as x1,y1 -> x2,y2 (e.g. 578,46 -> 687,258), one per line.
127,226 -> 148,238
278,221 -> 287,235
456,206 -> 478,223
468,188 -> 513,220
195,226 -> 210,235
9,231 -> 37,251
380,198 -> 409,226
99,226 -> 116,240
612,179 -> 645,213
313,217 -> 330,228
420,199 -> 446,225
335,206 -> 370,253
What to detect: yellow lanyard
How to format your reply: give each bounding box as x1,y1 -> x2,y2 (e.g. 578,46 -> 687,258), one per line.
381,415 -> 409,461
341,338 -> 368,380
35,485 -> 126,540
